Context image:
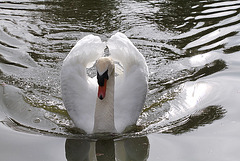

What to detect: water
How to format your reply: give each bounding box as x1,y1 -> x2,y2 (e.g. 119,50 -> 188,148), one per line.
0,0 -> 240,160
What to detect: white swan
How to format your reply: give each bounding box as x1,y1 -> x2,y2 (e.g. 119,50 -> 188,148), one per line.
61,32 -> 148,134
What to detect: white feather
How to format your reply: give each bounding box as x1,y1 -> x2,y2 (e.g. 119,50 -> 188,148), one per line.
61,33 -> 148,133
61,35 -> 106,133
108,32 -> 148,132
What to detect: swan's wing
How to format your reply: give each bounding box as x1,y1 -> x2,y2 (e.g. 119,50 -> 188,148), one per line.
107,32 -> 148,132
61,35 -> 106,133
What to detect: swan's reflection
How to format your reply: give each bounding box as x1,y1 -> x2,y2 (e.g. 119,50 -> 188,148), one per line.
65,136 -> 149,161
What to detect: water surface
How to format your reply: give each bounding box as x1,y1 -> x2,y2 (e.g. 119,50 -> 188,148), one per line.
1,0 -> 240,160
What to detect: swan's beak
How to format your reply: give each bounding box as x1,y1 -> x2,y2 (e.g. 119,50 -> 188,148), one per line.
97,70 -> 108,100
98,79 -> 107,100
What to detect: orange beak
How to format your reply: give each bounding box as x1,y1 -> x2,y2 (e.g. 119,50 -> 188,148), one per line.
98,79 -> 107,100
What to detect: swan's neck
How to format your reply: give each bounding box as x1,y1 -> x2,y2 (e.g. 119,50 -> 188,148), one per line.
93,69 -> 116,133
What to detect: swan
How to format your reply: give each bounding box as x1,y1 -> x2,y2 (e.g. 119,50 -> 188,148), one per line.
61,32 -> 148,134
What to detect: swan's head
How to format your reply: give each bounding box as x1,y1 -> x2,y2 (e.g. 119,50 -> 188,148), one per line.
96,57 -> 114,100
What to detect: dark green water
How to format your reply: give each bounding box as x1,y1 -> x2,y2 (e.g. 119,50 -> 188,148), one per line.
1,0 -> 240,160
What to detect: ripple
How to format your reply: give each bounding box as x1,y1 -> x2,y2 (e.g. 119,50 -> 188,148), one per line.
203,1 -> 240,8
0,1 -> 47,12
163,105 -> 227,135
195,10 -> 237,20
173,0 -> 240,57
202,5 -> 240,14
183,24 -> 239,49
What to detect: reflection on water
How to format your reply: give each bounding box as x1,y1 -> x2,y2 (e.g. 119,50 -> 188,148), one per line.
65,136 -> 149,161
41,0 -> 121,34
164,105 -> 227,135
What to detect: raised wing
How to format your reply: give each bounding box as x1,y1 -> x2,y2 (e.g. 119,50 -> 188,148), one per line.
107,32 -> 148,132
61,35 -> 106,133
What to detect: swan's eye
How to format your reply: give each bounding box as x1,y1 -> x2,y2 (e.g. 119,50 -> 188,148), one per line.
97,70 -> 108,86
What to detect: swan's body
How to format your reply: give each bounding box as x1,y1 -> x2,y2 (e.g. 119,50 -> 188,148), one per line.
61,32 -> 148,134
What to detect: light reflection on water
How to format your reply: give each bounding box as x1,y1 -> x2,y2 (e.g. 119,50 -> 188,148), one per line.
1,0 -> 240,160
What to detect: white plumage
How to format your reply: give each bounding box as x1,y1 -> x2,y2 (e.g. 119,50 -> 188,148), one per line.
61,32 -> 148,134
